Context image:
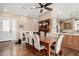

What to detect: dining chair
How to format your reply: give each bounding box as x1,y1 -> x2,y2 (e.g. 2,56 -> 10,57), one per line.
46,32 -> 54,39
51,34 -> 64,56
40,31 -> 45,38
32,34 -> 45,55
46,32 -> 58,40
25,35 -> 29,45
27,34 -> 33,46
25,32 -> 29,43
29,31 -> 33,37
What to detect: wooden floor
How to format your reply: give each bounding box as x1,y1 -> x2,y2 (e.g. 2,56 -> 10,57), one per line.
62,46 -> 79,56
0,41 -> 79,56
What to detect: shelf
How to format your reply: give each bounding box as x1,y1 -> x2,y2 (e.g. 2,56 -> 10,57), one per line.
38,19 -> 51,32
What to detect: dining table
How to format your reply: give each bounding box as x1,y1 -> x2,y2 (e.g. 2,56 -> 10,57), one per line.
40,38 -> 56,56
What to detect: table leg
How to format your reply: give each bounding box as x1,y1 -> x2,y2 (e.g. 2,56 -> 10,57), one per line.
47,44 -> 50,56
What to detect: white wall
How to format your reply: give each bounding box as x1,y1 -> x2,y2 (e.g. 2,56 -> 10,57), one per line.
16,16 -> 38,31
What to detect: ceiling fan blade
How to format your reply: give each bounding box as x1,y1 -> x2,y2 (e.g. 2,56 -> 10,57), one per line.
39,3 -> 43,8
45,7 -> 52,11
40,9 -> 43,13
35,7 -> 41,8
31,7 -> 41,9
45,3 -> 52,6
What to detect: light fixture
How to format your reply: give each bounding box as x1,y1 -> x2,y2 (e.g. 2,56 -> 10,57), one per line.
24,14 -> 27,16
31,7 -> 36,9
3,9 -> 7,12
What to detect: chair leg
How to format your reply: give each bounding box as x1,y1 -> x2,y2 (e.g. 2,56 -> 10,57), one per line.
53,52 -> 58,56
54,51 -> 62,56
55,54 -> 57,56
26,43 -> 27,47
59,50 -> 62,56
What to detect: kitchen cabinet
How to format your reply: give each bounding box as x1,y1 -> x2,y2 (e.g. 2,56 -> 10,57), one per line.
72,36 -> 79,50
60,20 -> 73,30
64,23 -> 72,29
60,18 -> 79,32
63,35 -> 73,47
63,35 -> 79,50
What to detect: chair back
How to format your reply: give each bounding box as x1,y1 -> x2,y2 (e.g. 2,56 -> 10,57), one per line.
26,35 -> 29,43
24,32 -> 29,43
33,34 -> 40,50
27,34 -> 33,45
46,33 -> 59,41
40,31 -> 45,38
55,34 -> 64,54
29,31 -> 33,37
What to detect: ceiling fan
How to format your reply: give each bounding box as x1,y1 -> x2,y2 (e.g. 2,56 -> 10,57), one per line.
31,3 -> 53,13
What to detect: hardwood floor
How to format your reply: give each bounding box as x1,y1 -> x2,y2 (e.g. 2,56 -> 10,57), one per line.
0,41 -> 15,56
0,41 -> 46,56
16,44 -> 35,56
0,41 -> 79,56
62,46 -> 79,56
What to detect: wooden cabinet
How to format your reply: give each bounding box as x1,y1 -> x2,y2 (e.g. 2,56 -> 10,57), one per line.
72,36 -> 79,49
63,35 -> 73,47
63,35 -> 79,50
60,20 -> 73,32
64,23 -> 72,29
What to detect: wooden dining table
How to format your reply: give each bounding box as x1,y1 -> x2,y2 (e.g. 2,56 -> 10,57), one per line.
40,38 -> 56,56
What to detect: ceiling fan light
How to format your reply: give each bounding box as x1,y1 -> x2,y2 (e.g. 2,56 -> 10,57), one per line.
31,7 -> 36,9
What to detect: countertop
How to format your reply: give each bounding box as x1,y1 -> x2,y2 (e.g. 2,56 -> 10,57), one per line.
58,32 -> 79,36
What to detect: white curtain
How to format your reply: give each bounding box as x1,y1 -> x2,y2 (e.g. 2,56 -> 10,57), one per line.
0,17 -> 16,41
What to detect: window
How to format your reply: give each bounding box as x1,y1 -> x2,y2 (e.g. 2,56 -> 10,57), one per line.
3,20 -> 10,31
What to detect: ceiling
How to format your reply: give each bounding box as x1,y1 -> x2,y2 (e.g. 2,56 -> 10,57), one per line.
0,3 -> 53,17
0,3 -> 79,19
52,3 -> 79,19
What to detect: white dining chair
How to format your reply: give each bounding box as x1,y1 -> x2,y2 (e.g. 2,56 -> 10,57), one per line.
25,32 -> 29,43
25,35 -> 29,44
46,32 -> 59,40
51,34 -> 64,56
32,34 -> 45,55
27,34 -> 33,46
40,31 -> 45,38
29,31 -> 33,36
